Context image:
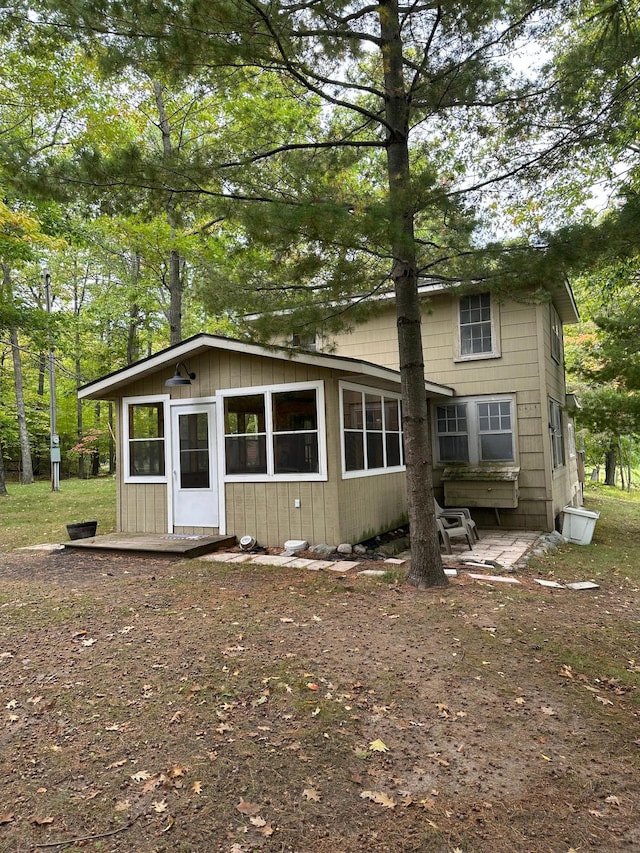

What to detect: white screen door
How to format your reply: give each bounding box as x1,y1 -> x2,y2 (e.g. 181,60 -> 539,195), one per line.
171,403 -> 218,528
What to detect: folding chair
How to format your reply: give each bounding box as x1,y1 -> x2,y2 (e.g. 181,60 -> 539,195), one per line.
436,517 -> 474,554
435,498 -> 479,542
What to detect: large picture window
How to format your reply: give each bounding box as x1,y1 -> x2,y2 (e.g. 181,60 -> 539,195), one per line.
222,382 -> 325,481
341,383 -> 403,476
123,396 -> 169,482
435,396 -> 515,465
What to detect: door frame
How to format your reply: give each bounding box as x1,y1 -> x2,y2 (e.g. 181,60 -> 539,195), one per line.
167,396 -> 224,532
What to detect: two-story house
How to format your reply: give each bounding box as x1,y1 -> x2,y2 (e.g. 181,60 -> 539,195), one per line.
317,280 -> 582,532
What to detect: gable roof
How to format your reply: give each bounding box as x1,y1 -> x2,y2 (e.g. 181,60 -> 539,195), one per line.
245,278 -> 580,325
78,333 -> 455,400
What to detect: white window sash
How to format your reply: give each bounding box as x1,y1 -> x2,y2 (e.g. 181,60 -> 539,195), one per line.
219,380 -> 327,482
122,394 -> 171,484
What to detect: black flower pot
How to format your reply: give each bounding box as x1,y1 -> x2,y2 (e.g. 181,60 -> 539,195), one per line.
66,521 -> 98,540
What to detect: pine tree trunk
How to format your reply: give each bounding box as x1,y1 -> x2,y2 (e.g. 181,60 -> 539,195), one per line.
378,0 -> 446,588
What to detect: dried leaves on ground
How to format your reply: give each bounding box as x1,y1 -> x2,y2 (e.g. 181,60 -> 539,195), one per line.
0,547 -> 638,852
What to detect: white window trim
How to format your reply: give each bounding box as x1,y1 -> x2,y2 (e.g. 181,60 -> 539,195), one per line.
454,293 -> 501,362
218,380 -> 327,482
122,394 -> 171,484
550,304 -> 563,364
567,419 -> 576,459
339,380 -> 405,479
433,394 -> 516,467
549,398 -> 565,469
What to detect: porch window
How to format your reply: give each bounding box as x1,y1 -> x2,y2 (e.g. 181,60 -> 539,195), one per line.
222,381 -> 325,480
224,394 -> 267,475
435,396 -> 515,465
123,397 -> 169,482
273,389 -> 319,474
549,399 -> 565,468
341,383 -> 403,476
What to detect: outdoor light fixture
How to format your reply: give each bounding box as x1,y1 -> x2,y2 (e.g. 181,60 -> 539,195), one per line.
165,362 -> 196,387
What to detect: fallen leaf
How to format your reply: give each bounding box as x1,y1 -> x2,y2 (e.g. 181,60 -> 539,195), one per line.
27,696 -> 44,705
595,695 -> 613,706
514,697 -> 525,705
236,798 -> 262,816
361,790 -> 396,809
605,795 -> 621,806
306,682 -> 319,691
31,816 -> 54,825
0,814 -> 14,825
151,800 -> 168,813
540,706 -> 556,716
369,738 -> 389,752
131,770 -> 152,782
169,710 -> 184,723
162,814 -> 175,832
589,809 -> 603,818
192,781 -> 202,794
250,815 -> 266,827
257,822 -> 274,837
106,759 -> 127,769
303,787 -> 320,802
559,665 -> 574,679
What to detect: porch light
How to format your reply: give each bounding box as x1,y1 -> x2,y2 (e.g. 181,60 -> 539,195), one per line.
165,362 -> 196,386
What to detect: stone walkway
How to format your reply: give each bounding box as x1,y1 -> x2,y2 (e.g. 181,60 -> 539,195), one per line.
441,528 -> 542,570
200,528 -> 543,574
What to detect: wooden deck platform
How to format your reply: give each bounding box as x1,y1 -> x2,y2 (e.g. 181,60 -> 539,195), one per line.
64,533 -> 237,558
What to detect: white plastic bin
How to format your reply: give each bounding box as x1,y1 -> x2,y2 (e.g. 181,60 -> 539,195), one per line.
562,506 -> 600,545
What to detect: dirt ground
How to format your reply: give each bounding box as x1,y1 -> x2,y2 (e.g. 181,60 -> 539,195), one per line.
0,545 -> 638,853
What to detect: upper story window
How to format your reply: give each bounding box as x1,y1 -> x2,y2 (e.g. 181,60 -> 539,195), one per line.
550,305 -> 563,363
222,381 -> 326,481
340,382 -> 404,477
123,396 -> 169,482
549,398 -> 565,469
435,396 -> 515,465
291,333 -> 318,352
457,293 -> 500,361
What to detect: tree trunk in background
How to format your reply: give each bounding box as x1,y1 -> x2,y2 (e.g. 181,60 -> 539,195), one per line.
0,441 -> 8,496
604,444 -> 617,486
127,253 -> 141,363
378,0 -> 446,588
153,80 -> 183,345
2,263 -> 34,484
9,326 -> 34,484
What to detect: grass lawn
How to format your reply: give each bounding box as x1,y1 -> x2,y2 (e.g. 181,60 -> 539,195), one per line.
0,482 -> 638,852
0,477 -> 116,551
